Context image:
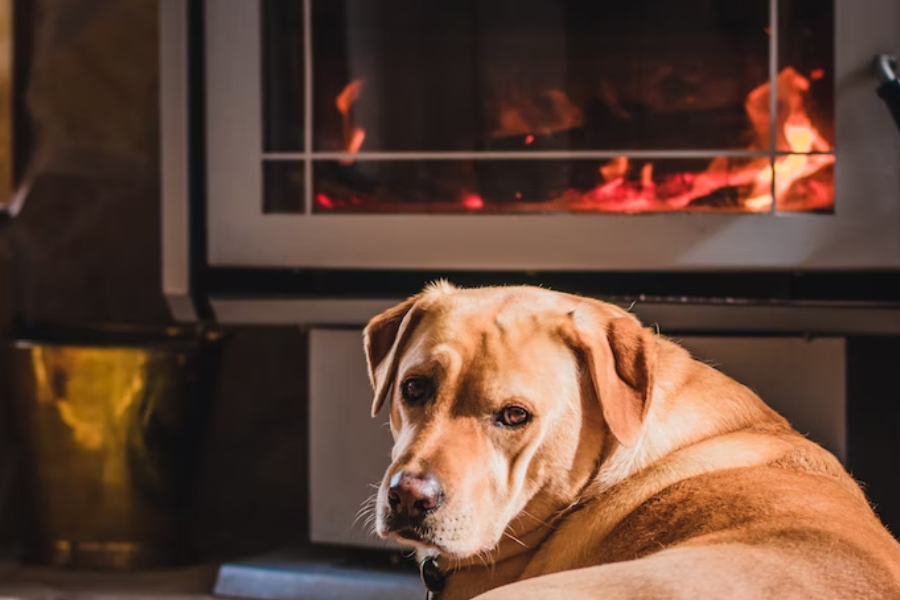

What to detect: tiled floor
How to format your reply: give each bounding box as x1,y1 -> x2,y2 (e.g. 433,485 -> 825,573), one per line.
0,563 -> 218,600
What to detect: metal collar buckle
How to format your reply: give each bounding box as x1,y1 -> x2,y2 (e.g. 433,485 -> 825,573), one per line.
420,556 -> 445,599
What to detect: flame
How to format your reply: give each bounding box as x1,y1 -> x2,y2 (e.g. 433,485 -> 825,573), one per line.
336,79 -> 366,164
600,157 -> 629,181
319,69 -> 833,214
741,69 -> 835,211
582,67 -> 834,213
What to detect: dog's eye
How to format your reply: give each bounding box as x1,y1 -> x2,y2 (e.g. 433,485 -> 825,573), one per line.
401,377 -> 431,405
496,405 -> 531,428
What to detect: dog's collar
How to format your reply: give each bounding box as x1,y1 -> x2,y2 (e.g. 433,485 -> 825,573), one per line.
420,556 -> 446,598
416,509 -> 570,598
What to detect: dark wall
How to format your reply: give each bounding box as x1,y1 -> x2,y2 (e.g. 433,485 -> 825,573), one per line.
11,0 -> 167,325
0,0 -> 309,560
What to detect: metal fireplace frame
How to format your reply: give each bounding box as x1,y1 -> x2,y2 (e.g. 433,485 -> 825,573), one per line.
162,0 -> 900,333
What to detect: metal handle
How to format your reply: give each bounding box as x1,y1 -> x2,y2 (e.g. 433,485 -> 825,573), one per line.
875,54 -> 900,135
876,54 -> 898,84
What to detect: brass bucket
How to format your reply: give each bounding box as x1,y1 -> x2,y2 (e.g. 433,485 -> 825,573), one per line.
5,324 -> 221,569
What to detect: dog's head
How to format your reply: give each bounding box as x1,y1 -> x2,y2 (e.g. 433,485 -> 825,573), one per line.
364,283 -> 657,559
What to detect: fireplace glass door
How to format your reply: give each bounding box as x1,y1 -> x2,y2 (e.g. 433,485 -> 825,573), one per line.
262,0 -> 834,215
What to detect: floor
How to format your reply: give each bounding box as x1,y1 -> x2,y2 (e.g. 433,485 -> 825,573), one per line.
0,563 -> 218,600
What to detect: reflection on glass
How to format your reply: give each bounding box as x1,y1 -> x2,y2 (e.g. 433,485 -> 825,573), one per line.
308,0 -> 770,152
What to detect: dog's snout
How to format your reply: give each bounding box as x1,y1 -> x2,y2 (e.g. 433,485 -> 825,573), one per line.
388,471 -> 443,521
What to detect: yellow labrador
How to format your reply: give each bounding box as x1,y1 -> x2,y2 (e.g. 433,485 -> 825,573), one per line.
364,283 -> 900,600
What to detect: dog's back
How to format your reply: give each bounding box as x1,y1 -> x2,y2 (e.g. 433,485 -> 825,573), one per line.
535,460 -> 900,592
488,342 -> 900,599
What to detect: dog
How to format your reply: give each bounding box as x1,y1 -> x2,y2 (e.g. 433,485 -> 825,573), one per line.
364,283 -> 900,599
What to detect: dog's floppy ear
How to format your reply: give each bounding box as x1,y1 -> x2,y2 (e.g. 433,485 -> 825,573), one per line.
568,303 -> 658,447
363,295 -> 423,417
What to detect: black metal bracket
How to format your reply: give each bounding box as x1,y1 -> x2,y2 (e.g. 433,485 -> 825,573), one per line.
875,54 -> 900,135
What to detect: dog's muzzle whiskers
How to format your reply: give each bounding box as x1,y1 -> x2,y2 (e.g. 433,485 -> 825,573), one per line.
354,489 -> 379,537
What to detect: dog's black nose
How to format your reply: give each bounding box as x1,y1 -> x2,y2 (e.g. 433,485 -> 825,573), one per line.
388,471 -> 443,521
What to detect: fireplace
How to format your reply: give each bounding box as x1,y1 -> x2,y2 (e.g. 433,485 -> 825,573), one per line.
159,0 -> 900,324
171,0 -> 900,281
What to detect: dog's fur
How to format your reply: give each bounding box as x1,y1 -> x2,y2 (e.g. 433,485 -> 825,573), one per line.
364,283 -> 900,599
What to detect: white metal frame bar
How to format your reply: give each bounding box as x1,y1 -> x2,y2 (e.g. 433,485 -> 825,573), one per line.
263,150 -> 835,162
302,0 -> 314,215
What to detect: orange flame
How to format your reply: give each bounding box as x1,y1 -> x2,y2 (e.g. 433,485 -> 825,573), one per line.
742,68 -> 834,211
320,69 -> 833,215
336,79 -> 366,164
600,157 -> 629,181
585,67 -> 833,213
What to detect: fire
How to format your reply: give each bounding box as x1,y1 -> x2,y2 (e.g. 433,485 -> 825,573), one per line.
316,193 -> 335,210
321,69 -> 833,214
336,79 -> 366,164
583,67 -> 834,213
462,193 -> 485,210
745,123 -> 834,210
741,69 -> 834,211
600,157 -> 629,181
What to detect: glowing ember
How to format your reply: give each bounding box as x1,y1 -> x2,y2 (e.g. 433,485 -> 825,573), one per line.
640,163 -> 654,188
336,79 -> 366,164
316,193 -> 334,209
462,193 -> 485,210
524,134 -> 535,145
810,68 -> 825,81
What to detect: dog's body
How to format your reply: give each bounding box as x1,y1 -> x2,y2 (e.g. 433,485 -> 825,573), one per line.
364,284 -> 900,599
